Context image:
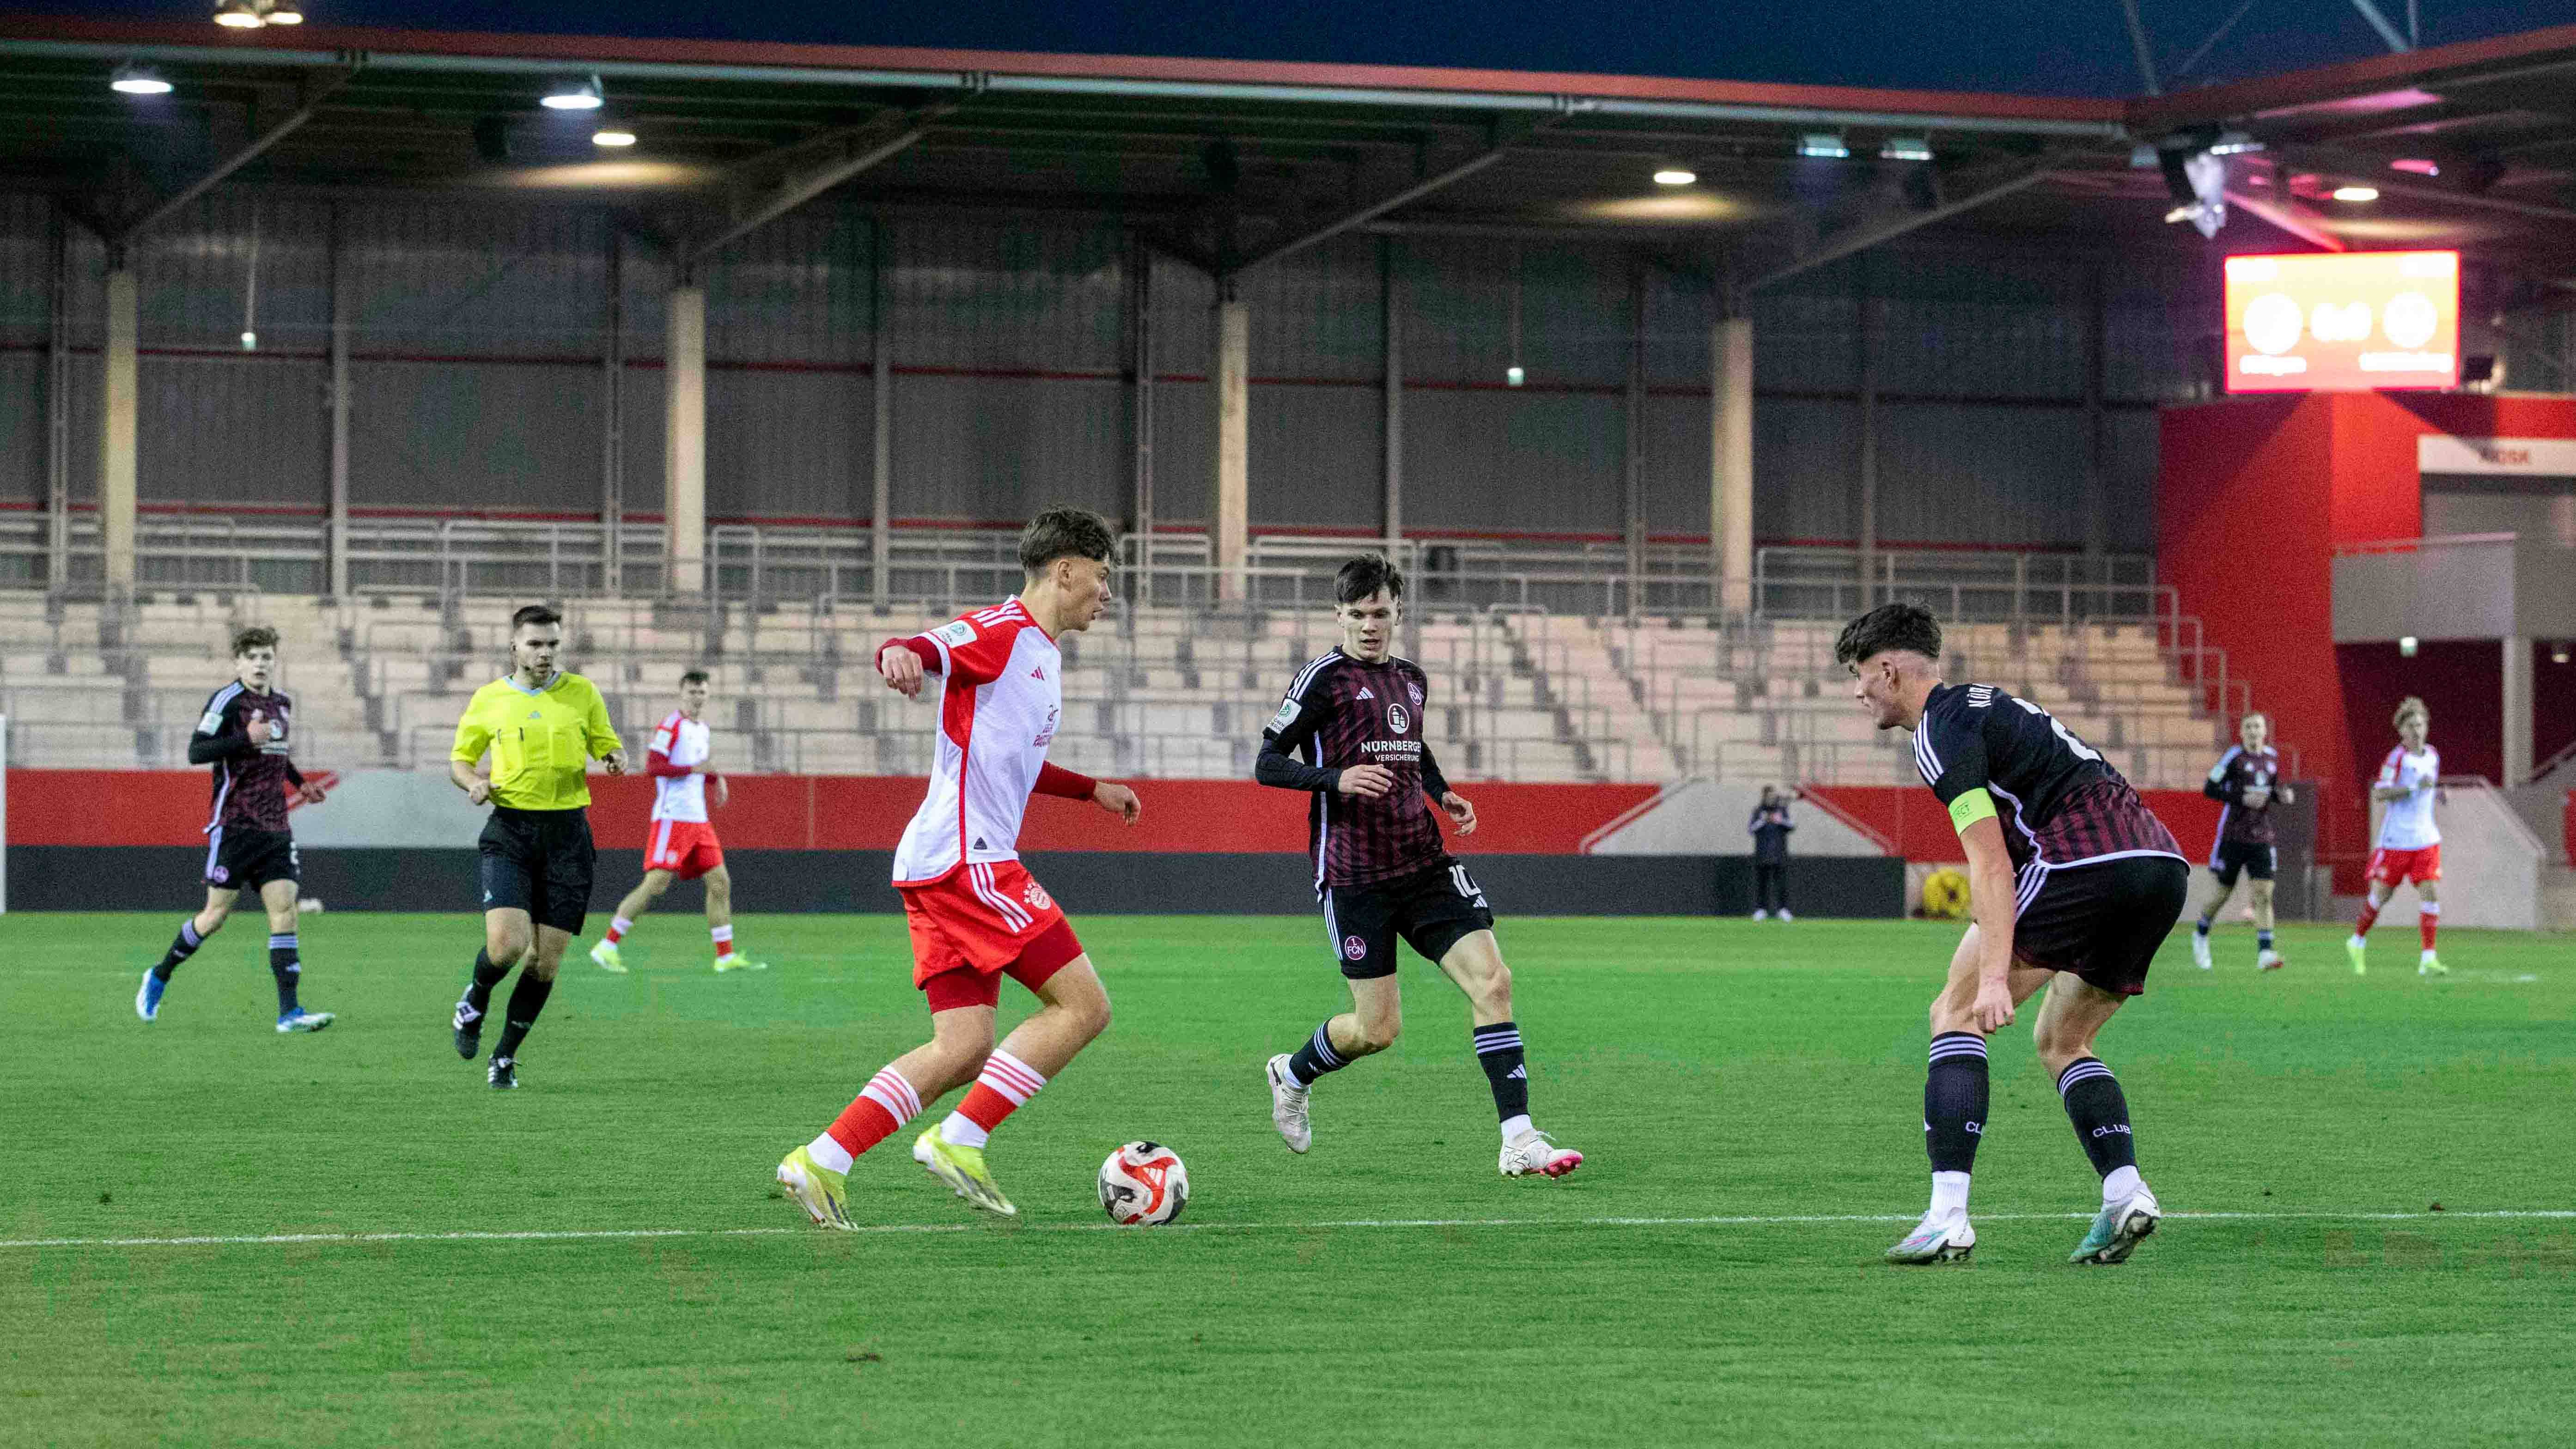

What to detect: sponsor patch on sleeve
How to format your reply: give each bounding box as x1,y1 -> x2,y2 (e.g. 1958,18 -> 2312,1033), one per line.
933,619 -> 978,648
1270,699 -> 1300,731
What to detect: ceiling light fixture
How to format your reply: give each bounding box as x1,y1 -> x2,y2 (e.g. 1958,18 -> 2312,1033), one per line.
1797,132 -> 1849,159
1880,137 -> 1933,162
213,0 -> 266,27
110,63 -> 173,95
2390,158 -> 2441,176
1651,167 -> 1696,186
263,0 -> 304,22
542,75 -> 605,111
2331,185 -> 2380,202
591,128 -> 637,148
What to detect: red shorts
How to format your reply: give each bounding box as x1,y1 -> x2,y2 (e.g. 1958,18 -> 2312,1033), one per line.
2367,844 -> 2442,887
645,818 -> 724,881
901,860 -> 1083,1013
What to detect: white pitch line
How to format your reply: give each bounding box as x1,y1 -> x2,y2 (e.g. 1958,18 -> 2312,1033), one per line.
3,1209 -> 2569,1252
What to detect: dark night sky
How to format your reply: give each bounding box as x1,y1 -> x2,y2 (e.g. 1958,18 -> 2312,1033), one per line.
23,0 -> 2576,96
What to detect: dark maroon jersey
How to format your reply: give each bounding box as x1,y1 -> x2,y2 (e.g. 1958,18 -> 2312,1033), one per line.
191,682 -> 299,834
2203,744 -> 2284,847
1913,682 -> 2181,878
1258,649 -> 1449,892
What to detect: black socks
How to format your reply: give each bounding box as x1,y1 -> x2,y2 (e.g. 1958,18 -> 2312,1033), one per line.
154,919 -> 207,981
1473,1020 -> 1529,1124
2056,1058 -> 2136,1179
463,949 -> 511,1017
267,932 -> 301,1015
1284,1021 -> 1347,1088
492,971 -> 555,1061
1925,1032 -> 1989,1174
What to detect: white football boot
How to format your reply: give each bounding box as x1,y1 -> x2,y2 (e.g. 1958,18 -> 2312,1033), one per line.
1500,1128 -> 1583,1178
2190,931 -> 2212,970
2256,948 -> 2285,972
2071,1182 -> 2162,1265
1885,1208 -> 1976,1264
1264,1054 -> 1312,1154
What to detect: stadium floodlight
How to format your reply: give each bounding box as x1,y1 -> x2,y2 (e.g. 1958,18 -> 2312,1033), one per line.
1879,137 -> 1932,162
2552,644 -> 2569,665
213,0 -> 265,27
542,75 -> 605,111
264,0 -> 303,21
2332,185 -> 2380,203
1797,132 -> 1849,159
110,63 -> 173,95
2399,635 -> 2418,657
1505,365 -> 1525,387
1652,167 -> 1696,186
592,128 -> 638,148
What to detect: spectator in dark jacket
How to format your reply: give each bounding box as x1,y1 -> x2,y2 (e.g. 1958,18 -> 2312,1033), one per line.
1748,785 -> 1799,921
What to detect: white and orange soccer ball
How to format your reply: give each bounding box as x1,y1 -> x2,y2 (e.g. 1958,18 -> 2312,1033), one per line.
1097,1141 -> 1189,1226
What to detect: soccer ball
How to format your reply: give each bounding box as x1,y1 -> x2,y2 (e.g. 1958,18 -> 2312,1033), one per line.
1097,1141 -> 1188,1226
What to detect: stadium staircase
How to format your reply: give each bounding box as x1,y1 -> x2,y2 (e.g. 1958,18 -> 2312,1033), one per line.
2,591 -> 2227,790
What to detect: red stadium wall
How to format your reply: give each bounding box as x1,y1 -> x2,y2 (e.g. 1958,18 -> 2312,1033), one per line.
0,771 -> 1656,854
2333,640 -> 2504,786
2156,391 -> 2576,887
1800,785 -> 2223,865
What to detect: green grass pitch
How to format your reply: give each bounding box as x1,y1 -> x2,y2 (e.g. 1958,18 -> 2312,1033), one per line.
5,909 -> 2572,1447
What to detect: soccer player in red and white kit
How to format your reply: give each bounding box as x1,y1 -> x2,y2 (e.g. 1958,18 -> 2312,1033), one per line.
588,668 -> 765,974
2348,695 -> 2447,977
777,508 -> 1141,1226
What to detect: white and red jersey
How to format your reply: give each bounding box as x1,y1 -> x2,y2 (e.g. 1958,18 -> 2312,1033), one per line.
890,597 -> 1066,886
2374,743 -> 2441,849
648,710 -> 714,822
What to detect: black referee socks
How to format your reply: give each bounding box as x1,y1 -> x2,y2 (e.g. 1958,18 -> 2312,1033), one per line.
492,972 -> 554,1061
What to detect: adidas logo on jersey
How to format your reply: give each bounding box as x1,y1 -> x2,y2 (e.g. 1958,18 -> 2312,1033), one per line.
1030,666 -> 1046,680
1356,687 -> 1375,700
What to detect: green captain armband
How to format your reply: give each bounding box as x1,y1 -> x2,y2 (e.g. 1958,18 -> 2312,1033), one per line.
1947,789 -> 1997,834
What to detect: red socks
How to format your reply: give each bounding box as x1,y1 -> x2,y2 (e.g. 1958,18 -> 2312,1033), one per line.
2419,904 -> 2439,951
826,1067 -> 922,1159
956,1051 -> 1047,1136
2353,901 -> 2380,938
712,924 -> 734,960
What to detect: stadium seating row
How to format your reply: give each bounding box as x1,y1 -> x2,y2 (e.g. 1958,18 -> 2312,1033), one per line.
0,591 -> 2228,789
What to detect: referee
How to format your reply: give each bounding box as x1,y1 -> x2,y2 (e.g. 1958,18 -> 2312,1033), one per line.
448,603 -> 627,1089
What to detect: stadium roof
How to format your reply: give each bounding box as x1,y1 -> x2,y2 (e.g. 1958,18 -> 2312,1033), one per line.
2,13 -> 2571,289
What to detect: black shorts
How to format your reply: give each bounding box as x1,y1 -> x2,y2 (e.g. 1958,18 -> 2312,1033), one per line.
204,827 -> 299,893
478,807 -> 597,934
1322,860 -> 1496,980
2010,853 -> 2189,998
2209,839 -> 2276,886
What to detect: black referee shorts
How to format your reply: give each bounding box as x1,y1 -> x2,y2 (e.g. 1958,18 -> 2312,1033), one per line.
2010,854 -> 2189,998
1322,859 -> 1496,980
478,806 -> 597,934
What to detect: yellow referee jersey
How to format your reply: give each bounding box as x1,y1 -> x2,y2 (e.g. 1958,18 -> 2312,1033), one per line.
451,672 -> 624,811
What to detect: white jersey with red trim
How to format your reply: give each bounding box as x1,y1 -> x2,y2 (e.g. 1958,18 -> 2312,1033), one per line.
2373,744 -> 2440,849
650,710 -> 714,822
890,597 -> 1064,886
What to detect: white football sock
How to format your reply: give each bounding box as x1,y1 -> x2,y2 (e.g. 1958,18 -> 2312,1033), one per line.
1930,1170 -> 1971,1218
939,1113 -> 991,1149
2102,1164 -> 2142,1205
1499,1113 -> 1533,1144
805,1134 -> 854,1174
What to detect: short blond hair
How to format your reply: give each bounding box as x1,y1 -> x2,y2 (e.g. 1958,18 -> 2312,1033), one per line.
2393,696 -> 2429,730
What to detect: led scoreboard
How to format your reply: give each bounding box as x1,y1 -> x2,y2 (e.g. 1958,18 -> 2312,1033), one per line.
2223,250 -> 2459,393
